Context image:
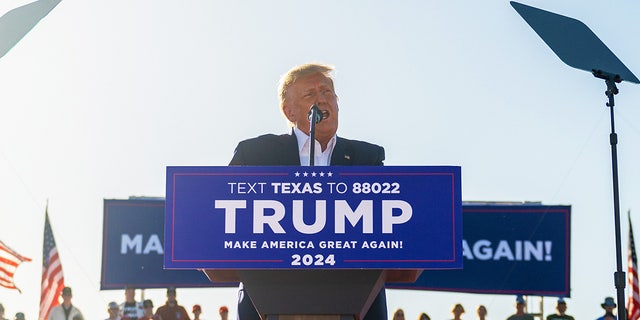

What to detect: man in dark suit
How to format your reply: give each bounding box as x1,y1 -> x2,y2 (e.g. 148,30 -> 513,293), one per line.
230,63 -> 387,320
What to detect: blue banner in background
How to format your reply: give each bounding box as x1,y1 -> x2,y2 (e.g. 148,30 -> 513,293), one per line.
101,200 -> 569,294
165,166 -> 463,270
100,199 -> 232,289
387,204 -> 571,296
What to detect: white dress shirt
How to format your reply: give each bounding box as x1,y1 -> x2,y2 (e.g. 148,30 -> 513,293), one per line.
293,127 -> 337,166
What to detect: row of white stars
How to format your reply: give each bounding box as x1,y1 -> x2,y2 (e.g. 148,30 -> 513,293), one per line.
294,171 -> 334,177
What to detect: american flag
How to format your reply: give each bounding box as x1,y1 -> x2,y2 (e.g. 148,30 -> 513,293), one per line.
39,212 -> 65,320
0,240 -> 32,292
628,212 -> 640,320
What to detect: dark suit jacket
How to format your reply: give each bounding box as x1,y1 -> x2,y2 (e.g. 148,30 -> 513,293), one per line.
229,131 -> 385,166
230,130 -> 388,320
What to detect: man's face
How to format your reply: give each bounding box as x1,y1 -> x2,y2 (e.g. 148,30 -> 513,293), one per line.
109,308 -> 119,318
144,305 -> 153,316
125,288 -> 135,301
557,303 -> 567,314
167,292 -> 177,303
283,72 -> 339,143
62,293 -> 72,304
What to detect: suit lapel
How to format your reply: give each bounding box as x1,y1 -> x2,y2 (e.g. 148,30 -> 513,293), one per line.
279,130 -> 301,165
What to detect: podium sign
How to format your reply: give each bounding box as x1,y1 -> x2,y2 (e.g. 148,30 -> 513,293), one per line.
165,166 -> 462,270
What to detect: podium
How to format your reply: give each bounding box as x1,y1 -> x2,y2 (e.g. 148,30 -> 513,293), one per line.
165,166 -> 462,320
203,269 -> 421,320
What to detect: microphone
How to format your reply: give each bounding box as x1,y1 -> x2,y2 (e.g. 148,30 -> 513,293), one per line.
307,104 -> 329,166
308,104 -> 327,124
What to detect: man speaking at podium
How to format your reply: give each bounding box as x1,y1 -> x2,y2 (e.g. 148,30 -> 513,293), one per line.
230,63 -> 387,319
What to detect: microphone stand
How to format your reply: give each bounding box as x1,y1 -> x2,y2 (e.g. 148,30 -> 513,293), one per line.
308,104 -> 322,167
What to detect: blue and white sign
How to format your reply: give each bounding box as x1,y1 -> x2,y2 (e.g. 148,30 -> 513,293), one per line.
388,204 -> 571,296
101,199 -> 231,289
165,166 -> 462,270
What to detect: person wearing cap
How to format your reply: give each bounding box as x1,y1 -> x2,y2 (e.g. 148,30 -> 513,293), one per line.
14,313 -> 24,320
546,298 -> 574,320
120,286 -> 144,320
218,307 -> 228,320
506,295 -> 534,320
139,300 -> 160,320
106,302 -> 121,320
191,305 -> 201,320
48,287 -> 84,320
596,297 -> 617,320
155,288 -> 190,320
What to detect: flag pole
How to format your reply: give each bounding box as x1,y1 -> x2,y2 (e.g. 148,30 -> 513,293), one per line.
628,211 -> 640,320
39,200 -> 65,320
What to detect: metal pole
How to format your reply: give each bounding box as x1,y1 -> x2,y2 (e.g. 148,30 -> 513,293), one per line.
308,104 -> 321,167
605,79 -> 627,320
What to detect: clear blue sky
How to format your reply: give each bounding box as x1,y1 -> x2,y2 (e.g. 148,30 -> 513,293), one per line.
1,1 -> 640,320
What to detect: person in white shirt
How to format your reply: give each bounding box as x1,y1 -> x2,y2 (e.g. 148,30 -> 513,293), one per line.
106,302 -> 121,320
48,287 -> 83,320
120,286 -> 144,320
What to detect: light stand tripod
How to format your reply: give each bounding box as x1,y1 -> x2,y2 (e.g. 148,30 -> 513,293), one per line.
512,2 -> 639,317
597,75 -> 621,218
599,72 -> 626,319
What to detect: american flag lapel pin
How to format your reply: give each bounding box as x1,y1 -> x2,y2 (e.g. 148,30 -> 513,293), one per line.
344,154 -> 350,160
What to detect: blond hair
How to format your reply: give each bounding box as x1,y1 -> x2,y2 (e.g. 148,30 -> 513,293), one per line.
278,63 -> 335,124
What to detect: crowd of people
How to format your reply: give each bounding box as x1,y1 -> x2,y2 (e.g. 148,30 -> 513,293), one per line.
390,295 -> 618,320
0,289 -> 624,320
101,286 -> 230,320
0,286 -> 230,320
